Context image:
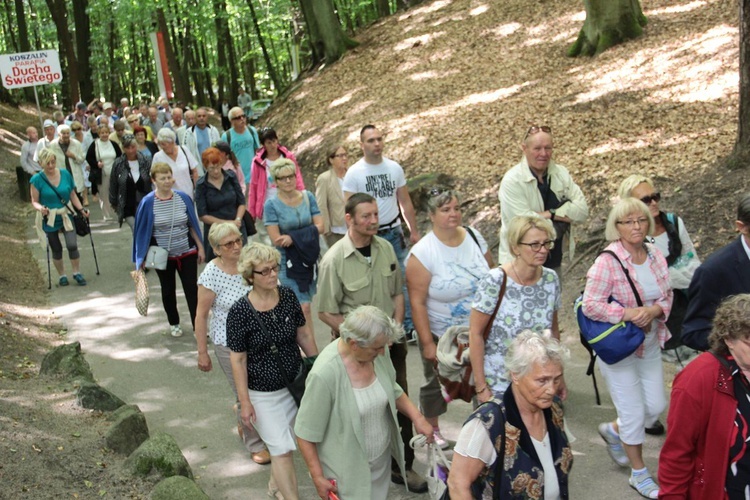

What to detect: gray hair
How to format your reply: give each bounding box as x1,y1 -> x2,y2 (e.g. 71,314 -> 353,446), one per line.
270,158 -> 297,181
156,128 -> 176,144
56,124 -> 70,134
237,242 -> 281,285
738,193 -> 750,225
228,106 -> 244,120
505,330 -> 568,379
427,189 -> 460,215
339,305 -> 404,346
120,134 -> 137,148
208,222 -> 242,249
604,197 -> 654,241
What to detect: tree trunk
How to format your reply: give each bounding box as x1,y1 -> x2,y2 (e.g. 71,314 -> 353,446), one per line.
732,0 -> 750,168
4,0 -> 18,51
213,0 -> 230,106
14,0 -> 35,101
44,0 -> 80,107
298,0 -> 324,65
199,43 -> 216,106
568,0 -> 647,57
374,0 -> 390,18
310,0 -> 359,64
71,0 -> 93,102
107,17 -> 117,100
245,0 -> 282,91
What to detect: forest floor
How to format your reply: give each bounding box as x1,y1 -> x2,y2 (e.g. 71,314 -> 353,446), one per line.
0,0 -> 749,498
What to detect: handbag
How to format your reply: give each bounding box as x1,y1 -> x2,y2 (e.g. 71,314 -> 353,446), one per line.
242,211 -> 257,236
576,250 -> 646,366
131,269 -> 149,316
144,197 -> 176,271
38,173 -> 90,237
435,270 -> 507,403
409,435 -> 452,500
246,297 -> 317,406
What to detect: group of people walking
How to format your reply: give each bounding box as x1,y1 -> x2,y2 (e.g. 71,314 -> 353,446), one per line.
25,107 -> 750,500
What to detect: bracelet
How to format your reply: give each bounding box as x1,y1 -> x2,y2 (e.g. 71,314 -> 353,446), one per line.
476,385 -> 489,394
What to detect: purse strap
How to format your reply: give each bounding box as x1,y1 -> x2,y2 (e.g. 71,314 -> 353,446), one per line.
165,194 -> 176,252
482,270 -> 508,342
38,172 -> 78,217
245,294 -> 293,386
600,250 -> 643,307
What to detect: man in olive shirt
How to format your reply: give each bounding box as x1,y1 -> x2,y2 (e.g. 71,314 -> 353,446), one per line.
317,192 -> 427,493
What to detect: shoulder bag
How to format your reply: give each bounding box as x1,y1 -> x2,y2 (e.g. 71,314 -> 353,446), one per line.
144,198 -> 176,270
575,250 -> 646,366
436,270 -> 507,403
246,296 -> 316,407
38,173 -> 90,237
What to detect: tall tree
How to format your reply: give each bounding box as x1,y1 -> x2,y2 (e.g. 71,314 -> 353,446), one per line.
71,0 -> 93,102
301,0 -> 359,64
733,0 -> 750,168
568,0 -> 647,57
374,0 -> 390,18
245,0 -> 282,91
4,0 -> 19,51
44,0 -> 80,107
14,0 -> 35,101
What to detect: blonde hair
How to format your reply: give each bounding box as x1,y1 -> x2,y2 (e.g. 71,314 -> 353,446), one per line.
604,198 -> 654,241
270,158 -> 296,181
237,243 -> 281,285
150,162 -> 173,179
208,222 -> 242,250
37,148 -> 56,167
617,174 -> 653,199
506,215 -> 556,257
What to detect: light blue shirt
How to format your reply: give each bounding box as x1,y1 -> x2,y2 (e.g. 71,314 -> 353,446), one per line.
221,127 -> 259,181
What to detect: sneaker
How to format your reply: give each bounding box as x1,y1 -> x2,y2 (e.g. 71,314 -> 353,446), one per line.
59,276 -> 69,286
598,422 -> 629,467
629,470 -> 659,499
405,329 -> 417,344
645,420 -> 664,436
391,469 -> 428,493
433,428 -> 450,450
170,325 -> 183,338
73,273 -> 87,286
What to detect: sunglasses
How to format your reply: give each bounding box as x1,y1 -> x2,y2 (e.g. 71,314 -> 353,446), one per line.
231,114 -> 246,121
640,192 -> 661,205
524,125 -> 551,140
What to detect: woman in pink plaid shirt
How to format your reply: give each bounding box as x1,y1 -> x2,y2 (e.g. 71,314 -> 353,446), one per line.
582,197 -> 673,499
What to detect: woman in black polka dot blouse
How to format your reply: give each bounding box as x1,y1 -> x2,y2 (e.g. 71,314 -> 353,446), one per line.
227,242 -> 318,500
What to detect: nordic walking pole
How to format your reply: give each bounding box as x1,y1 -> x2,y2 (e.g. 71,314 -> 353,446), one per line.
43,215 -> 51,289
86,217 -> 100,275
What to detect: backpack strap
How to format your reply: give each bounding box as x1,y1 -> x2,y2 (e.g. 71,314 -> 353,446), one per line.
464,225 -> 481,249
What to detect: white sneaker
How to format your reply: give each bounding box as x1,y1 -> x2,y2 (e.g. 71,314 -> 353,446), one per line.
170,325 -> 183,337
433,428 -> 450,450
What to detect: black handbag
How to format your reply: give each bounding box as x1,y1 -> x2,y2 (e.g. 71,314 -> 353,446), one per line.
246,297 -> 316,406
39,173 -> 90,237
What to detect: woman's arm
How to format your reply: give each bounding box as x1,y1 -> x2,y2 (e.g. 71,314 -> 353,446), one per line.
194,285 -> 215,372
395,392 -> 433,441
189,225 -> 205,263
581,256 -> 626,323
297,439 -> 337,499
312,214 -> 324,235
296,325 -> 319,357
448,453 -> 489,500
405,255 -> 436,361
229,351 -> 255,426
468,308 -> 493,403
314,175 -> 331,235
267,224 -> 290,247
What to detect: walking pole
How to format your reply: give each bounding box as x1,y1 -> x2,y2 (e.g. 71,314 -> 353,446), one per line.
43,215 -> 51,289
86,217 -> 100,275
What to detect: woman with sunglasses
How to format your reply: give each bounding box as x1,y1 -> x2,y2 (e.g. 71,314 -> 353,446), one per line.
582,198 -> 673,499
194,223 -> 271,467
498,125 -> 589,276
470,215 -> 564,403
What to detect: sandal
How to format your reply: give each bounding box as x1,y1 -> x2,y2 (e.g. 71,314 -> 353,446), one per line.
629,472 -> 659,499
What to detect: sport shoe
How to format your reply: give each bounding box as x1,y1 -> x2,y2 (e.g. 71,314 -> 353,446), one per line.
629,470 -> 659,499
644,420 -> 664,436
73,273 -> 87,286
405,329 -> 417,344
59,276 -> 69,286
598,422 -> 629,467
170,325 -> 183,337
391,469 -> 428,493
433,428 -> 450,450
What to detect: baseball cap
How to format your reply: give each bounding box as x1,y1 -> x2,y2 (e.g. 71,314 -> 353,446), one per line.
103,102 -> 113,111
43,119 -> 55,128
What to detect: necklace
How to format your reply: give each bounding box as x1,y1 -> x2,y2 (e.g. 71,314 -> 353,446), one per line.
512,259 -> 538,286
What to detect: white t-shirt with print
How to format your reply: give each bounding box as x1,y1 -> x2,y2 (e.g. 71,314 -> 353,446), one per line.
342,157 -> 406,227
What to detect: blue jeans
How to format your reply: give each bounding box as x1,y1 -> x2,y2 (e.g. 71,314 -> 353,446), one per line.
378,225 -> 413,332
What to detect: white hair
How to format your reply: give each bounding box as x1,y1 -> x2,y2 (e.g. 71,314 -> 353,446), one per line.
505,330 -> 568,379
339,306 -> 404,346
57,124 -> 70,134
156,128 -> 176,144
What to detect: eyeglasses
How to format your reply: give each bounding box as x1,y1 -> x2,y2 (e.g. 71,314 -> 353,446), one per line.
524,125 -> 552,140
616,218 -> 649,227
640,192 -> 661,205
518,240 -> 555,252
231,115 -> 246,121
252,264 -> 279,276
276,174 -> 295,182
220,238 -> 242,249
332,153 -> 348,158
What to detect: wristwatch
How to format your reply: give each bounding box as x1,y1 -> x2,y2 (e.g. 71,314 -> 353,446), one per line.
549,208 -> 556,221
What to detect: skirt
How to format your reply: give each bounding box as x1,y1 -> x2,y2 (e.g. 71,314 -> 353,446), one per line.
247,387 -> 298,456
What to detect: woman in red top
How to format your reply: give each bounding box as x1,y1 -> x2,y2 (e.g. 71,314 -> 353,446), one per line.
659,294 -> 750,500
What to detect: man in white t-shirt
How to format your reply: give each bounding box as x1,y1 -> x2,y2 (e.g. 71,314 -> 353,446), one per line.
343,124 -> 421,337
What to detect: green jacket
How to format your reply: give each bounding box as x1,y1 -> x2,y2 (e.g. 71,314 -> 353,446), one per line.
294,340 -> 408,498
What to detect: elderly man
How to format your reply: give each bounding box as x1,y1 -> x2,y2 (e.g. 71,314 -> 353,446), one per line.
498,125 -> 589,276
33,119 -> 57,163
47,124 -> 86,196
20,126 -> 41,175
66,102 -> 88,130
184,107 -> 221,177
317,192 -> 428,493
184,109 -> 197,129
143,106 -> 164,136
220,106 -> 259,189
165,107 -> 188,145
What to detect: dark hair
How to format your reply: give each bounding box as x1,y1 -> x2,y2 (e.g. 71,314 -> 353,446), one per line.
709,294 -> 750,355
345,192 -> 376,216
360,124 -> 376,140
260,128 -> 278,144
738,193 -> 750,225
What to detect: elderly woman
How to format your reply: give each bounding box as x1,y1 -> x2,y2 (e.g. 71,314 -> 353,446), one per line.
295,305 -> 434,500
194,223 -> 270,466
315,145 -> 348,248
659,294 -> 750,499
30,148 -> 89,286
449,330 -> 572,499
86,123 -> 122,220
109,134 -> 152,232
70,121 -> 91,206
132,125 -> 158,161
406,189 -> 493,447
249,128 -> 304,244
227,242 -> 318,500
264,159 -> 324,333
133,163 -> 204,338
470,215 -> 562,403
195,147 -> 247,261
151,128 -> 199,199
582,197 -> 672,499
